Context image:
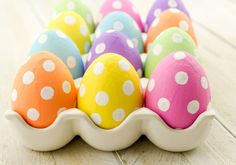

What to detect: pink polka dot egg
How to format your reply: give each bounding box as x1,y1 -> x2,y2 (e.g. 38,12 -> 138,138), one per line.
99,0 -> 144,32
145,52 -> 211,129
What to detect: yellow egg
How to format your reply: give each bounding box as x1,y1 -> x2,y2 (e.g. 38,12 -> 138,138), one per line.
48,11 -> 91,54
78,53 -> 143,129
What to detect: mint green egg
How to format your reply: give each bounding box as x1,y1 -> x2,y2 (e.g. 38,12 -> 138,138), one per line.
54,0 -> 95,33
144,27 -> 198,78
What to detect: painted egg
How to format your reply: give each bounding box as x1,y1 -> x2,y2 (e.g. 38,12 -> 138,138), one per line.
54,0 -> 95,33
48,11 -> 91,54
145,0 -> 190,32
146,9 -> 197,51
78,53 -> 143,129
144,27 -> 197,78
95,11 -> 144,53
11,52 -> 77,128
99,0 -> 144,32
145,52 -> 211,129
86,31 -> 143,77
29,30 -> 84,79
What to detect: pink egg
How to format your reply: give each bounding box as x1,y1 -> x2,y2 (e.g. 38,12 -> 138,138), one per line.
99,0 -> 144,32
145,52 -> 211,129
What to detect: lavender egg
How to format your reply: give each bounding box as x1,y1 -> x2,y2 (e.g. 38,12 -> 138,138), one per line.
145,0 -> 190,32
86,31 -> 143,77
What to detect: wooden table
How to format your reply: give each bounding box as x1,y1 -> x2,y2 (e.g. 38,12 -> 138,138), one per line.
0,0 -> 236,164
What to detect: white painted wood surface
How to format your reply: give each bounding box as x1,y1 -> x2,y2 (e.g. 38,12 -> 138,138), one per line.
0,0 -> 235,164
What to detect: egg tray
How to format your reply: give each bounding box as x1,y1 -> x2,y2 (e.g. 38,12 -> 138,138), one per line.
5,79 -> 215,152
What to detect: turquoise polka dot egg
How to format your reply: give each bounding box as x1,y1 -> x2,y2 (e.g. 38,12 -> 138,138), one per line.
29,30 -> 84,79
94,11 -> 144,53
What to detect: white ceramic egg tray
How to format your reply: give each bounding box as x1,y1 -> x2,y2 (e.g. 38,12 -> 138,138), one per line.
5,78 -> 215,152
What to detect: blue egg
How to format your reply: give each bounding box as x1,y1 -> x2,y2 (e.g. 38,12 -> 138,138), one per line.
94,11 -> 144,53
29,30 -> 84,79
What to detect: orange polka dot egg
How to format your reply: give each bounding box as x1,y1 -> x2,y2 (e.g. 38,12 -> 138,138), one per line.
11,52 -> 77,128
145,8 -> 197,51
78,53 -> 143,129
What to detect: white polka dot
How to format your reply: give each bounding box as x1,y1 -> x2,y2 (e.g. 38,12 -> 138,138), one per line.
137,69 -> 142,77
56,30 -> 67,38
172,33 -> 183,43
62,81 -> 71,94
187,100 -> 200,114
96,91 -> 109,106
173,52 -> 186,60
201,76 -> 208,89
106,29 -> 115,33
175,71 -> 189,85
158,98 -> 170,112
91,113 -> 102,124
179,20 -> 189,31
79,84 -> 86,96
57,107 -> 67,115
12,89 -> 17,102
27,108 -> 40,121
148,78 -> 155,92
112,108 -> 126,121
43,60 -> 55,72
38,34 -> 47,44
113,21 -> 124,31
86,15 -> 92,24
123,80 -> 134,96
169,8 -> 180,13
168,0 -> 177,8
80,25 -> 88,36
67,56 -> 76,68
93,62 -> 104,75
153,44 -> 163,56
151,18 -> 160,27
22,71 -> 35,85
119,59 -> 130,71
87,52 -> 92,61
132,38 -> 138,48
127,39 -> 134,48
112,0 -> 122,9
64,15 -> 76,25
67,1 -> 75,10
84,41 -> 90,52
95,43 -> 106,54
40,86 -> 54,100
154,8 -> 162,17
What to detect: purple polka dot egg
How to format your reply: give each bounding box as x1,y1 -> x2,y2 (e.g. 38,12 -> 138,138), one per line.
145,0 -> 191,32
86,31 -> 143,77
145,52 -> 211,129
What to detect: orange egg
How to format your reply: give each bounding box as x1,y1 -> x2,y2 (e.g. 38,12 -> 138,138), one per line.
11,51 -> 77,128
145,8 -> 197,52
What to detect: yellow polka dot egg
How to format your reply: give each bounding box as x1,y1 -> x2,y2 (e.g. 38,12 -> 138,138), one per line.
78,53 -> 143,129
48,11 -> 91,54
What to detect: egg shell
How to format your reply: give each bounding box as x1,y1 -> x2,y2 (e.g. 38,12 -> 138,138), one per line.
145,9 -> 197,51
99,0 -> 144,32
54,0 -> 95,33
86,31 -> 143,77
145,27 -> 197,78
145,0 -> 190,32
11,51 -> 77,128
145,52 -> 211,129
29,30 -> 84,79
95,11 -> 144,53
78,53 -> 143,129
48,11 -> 91,54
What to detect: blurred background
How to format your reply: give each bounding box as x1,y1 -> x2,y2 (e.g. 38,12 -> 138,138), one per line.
0,0 -> 236,164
